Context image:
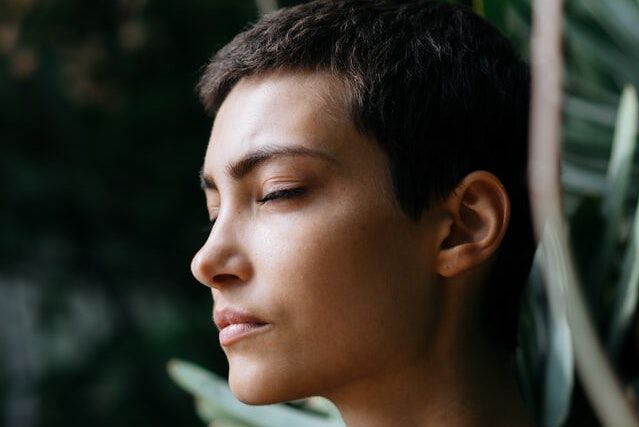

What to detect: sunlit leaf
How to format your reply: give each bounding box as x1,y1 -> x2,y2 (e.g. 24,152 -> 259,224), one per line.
529,244 -> 575,427
587,86 -> 638,316
606,87 -> 639,357
541,310 -> 574,427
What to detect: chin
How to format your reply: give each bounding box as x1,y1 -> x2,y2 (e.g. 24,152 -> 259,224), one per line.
229,371 -> 299,405
227,358 -> 316,405
230,384 -> 284,405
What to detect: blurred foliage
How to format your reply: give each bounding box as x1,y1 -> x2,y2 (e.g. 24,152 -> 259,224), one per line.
504,0 -> 639,426
516,86 -> 639,427
0,0 -> 260,426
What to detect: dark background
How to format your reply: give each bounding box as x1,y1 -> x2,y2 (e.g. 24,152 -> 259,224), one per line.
0,0 -> 286,425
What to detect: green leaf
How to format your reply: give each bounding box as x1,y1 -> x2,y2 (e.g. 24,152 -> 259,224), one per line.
194,398 -> 252,426
527,244 -> 575,427
167,359 -> 344,427
563,121 -> 616,155
562,163 -> 606,196
607,192 -> 639,358
564,95 -> 617,129
587,86 -> 639,316
605,86 -> 639,214
606,86 -> 639,357
566,75 -> 624,107
541,303 -> 574,427
565,20 -> 636,88
578,0 -> 639,60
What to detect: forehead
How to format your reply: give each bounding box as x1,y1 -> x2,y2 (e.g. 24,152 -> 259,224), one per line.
204,71 -> 362,171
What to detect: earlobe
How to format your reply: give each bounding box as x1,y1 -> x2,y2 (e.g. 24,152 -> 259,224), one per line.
436,171 -> 511,278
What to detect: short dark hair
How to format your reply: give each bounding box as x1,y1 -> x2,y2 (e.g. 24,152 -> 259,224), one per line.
197,0 -> 534,350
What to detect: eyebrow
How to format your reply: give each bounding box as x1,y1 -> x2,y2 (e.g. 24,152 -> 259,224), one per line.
199,144 -> 337,190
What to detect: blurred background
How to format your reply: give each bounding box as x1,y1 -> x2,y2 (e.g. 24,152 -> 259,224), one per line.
0,0 -> 293,425
2,0 -> 639,426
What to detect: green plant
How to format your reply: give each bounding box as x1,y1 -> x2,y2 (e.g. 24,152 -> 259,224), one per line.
503,0 -> 639,425
517,85 -> 638,427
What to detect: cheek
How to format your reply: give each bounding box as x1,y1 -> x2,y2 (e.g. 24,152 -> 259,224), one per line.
264,205 -> 391,303
226,197 -> 437,403
257,200 -> 430,359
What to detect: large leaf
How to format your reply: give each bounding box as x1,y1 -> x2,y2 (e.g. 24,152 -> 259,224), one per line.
542,314 -> 574,427
564,95 -> 617,129
587,86 -> 639,317
606,86 -> 639,357
565,20 -> 636,88
578,0 -> 639,61
531,245 -> 575,427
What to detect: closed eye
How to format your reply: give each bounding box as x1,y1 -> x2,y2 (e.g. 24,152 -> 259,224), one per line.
258,187 -> 306,204
204,188 -> 304,233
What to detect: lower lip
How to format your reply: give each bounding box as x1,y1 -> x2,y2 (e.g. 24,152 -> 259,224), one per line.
219,323 -> 269,346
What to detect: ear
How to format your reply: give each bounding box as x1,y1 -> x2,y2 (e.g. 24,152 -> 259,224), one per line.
436,171 -> 511,278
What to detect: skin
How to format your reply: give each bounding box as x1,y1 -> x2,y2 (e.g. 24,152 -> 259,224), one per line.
191,71 -> 534,426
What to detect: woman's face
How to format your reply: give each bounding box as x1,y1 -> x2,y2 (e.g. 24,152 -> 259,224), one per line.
191,72 -> 444,404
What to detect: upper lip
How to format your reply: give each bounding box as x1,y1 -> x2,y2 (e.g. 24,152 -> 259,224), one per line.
213,307 -> 267,331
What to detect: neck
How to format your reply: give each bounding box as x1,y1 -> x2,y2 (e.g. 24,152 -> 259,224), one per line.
322,285 -> 535,427
327,338 -> 533,427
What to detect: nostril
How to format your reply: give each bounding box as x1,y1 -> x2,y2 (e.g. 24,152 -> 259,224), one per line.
213,273 -> 240,284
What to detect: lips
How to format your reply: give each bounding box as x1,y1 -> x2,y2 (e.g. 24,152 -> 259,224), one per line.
214,308 -> 269,346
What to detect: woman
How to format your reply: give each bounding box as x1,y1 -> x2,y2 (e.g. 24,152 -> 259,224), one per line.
191,1 -> 536,425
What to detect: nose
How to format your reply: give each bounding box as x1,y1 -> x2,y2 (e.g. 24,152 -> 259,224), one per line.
190,217 -> 252,290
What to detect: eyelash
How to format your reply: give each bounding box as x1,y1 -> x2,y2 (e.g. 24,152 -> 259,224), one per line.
257,187 -> 306,204
205,187 -> 305,232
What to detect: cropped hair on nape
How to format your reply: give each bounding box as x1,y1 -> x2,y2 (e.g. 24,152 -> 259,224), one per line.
197,0 -> 535,351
